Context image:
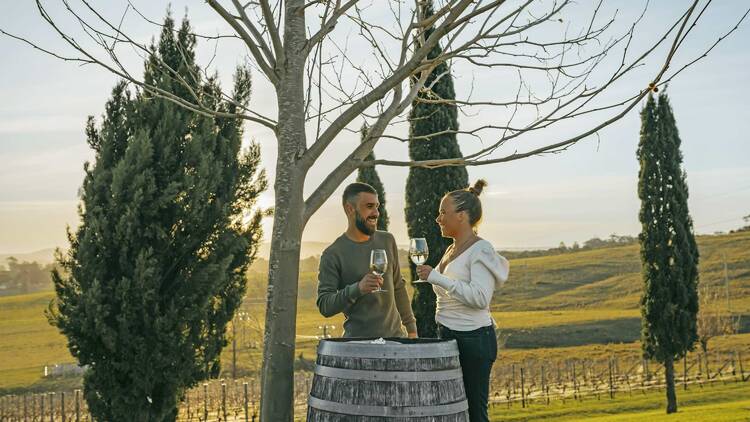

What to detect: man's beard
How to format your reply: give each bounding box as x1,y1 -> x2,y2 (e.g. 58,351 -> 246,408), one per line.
355,210 -> 376,235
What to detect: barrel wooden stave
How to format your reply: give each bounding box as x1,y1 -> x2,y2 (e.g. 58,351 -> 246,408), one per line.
307,412 -> 468,422
311,377 -> 466,406
317,355 -> 461,371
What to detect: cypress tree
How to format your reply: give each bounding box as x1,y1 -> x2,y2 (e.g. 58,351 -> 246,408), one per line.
637,92 -> 699,414
356,124 -> 389,231
405,1 -> 469,337
49,14 -> 266,421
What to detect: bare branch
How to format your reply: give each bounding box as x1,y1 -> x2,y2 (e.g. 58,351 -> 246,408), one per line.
299,0 -> 475,170
125,0 -> 243,41
259,0 -> 284,61
0,28 -> 94,64
304,0 -> 360,57
206,0 -> 280,85
303,62 -> 436,222
231,0 -> 278,69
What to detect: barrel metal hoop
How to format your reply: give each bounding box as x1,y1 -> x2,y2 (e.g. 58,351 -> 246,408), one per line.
314,366 -> 463,382
308,396 -> 468,417
318,339 -> 459,359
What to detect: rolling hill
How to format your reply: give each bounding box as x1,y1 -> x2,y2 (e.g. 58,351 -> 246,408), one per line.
1,231 -> 748,392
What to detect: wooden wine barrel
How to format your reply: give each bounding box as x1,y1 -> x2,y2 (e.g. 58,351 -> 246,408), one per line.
307,338 -> 469,421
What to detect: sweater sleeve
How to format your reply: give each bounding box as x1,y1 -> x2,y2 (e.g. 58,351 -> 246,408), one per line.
316,250 -> 364,317
390,235 -> 418,334
427,244 -> 509,309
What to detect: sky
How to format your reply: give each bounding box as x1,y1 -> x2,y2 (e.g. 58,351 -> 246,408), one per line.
1,1 -> 749,255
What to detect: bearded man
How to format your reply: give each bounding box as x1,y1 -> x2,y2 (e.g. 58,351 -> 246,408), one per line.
316,182 -> 417,338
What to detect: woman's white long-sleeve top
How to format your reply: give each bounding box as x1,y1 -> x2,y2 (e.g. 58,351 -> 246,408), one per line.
427,239 -> 509,331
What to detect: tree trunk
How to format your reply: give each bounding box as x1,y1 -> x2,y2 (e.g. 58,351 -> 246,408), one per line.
702,342 -> 711,379
259,194 -> 304,422
665,356 -> 677,414
260,2 -> 308,420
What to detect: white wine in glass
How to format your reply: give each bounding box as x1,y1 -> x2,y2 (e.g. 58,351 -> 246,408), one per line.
369,249 -> 388,293
410,238 -> 430,284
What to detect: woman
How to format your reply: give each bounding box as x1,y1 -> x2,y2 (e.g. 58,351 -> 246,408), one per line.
416,179 -> 509,422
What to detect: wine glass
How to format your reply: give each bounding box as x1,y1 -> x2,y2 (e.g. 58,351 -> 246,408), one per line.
369,249 -> 388,293
410,238 -> 430,284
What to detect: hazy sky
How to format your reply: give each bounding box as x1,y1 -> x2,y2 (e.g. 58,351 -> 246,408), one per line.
1,1 -> 749,254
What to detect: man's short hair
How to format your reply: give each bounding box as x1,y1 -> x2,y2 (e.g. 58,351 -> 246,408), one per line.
343,182 -> 377,206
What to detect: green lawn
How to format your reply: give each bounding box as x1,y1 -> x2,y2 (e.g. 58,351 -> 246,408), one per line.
489,381 -> 750,421
0,291 -> 76,390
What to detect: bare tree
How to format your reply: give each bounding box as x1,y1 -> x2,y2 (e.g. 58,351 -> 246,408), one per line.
697,282 -> 740,377
2,1 -> 748,420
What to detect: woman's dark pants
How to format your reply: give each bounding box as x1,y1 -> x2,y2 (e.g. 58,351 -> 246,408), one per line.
438,324 -> 497,422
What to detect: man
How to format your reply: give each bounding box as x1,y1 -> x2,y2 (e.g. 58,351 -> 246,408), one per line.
316,182 -> 417,338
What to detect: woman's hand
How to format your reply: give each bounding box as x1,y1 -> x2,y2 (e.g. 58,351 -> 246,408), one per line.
416,265 -> 433,281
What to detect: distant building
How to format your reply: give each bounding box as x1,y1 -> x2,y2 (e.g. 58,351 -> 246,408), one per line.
44,363 -> 87,377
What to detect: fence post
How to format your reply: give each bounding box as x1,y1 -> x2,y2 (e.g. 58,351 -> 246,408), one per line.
254,377 -> 260,420
541,365 -> 549,405
61,391 -> 66,422
49,392 -> 55,422
705,352 -> 712,380
520,366 -> 526,408
608,358 -> 614,399
683,355 -> 688,391
244,382 -> 249,422
738,350 -> 746,382
222,383 -> 227,422
582,360 -> 588,384
185,390 -> 190,421
203,383 -> 208,421
615,356 -> 620,377
75,390 -> 80,422
40,392 -> 45,422
716,349 -> 721,381
253,377 -> 258,410
511,364 -> 516,396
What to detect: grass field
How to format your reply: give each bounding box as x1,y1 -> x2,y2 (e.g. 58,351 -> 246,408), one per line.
489,380 -> 750,421
1,231 -> 749,420
0,291 -> 76,391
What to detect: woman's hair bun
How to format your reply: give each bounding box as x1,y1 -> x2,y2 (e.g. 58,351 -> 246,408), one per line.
468,179 -> 488,196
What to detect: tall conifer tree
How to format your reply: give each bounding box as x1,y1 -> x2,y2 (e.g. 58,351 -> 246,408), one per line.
356,124 -> 389,231
637,92 -> 699,414
405,1 -> 468,337
49,14 -> 266,421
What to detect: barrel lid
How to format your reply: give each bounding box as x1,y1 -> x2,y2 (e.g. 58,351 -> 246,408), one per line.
317,337 -> 460,359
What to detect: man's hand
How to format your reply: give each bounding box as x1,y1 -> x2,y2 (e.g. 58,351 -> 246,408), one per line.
358,273 -> 383,294
416,265 -> 433,281
407,332 -> 418,339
